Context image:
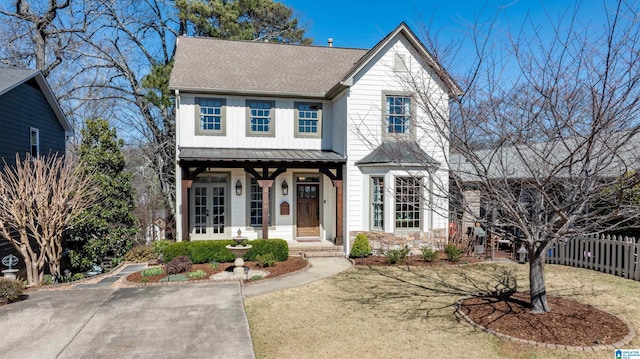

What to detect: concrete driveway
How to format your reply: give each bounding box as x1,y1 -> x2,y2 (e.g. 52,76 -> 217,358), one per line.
0,282 -> 255,359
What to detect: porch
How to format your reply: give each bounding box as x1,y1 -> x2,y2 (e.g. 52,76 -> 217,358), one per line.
177,147 -> 346,246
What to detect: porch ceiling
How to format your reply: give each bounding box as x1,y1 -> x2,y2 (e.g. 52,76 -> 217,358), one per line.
179,147 -> 346,166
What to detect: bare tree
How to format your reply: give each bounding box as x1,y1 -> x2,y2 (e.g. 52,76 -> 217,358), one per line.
440,1 -> 640,312
0,154 -> 96,286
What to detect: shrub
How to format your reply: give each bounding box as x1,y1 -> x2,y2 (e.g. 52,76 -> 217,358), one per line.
350,233 -> 372,258
162,242 -> 189,263
152,239 -> 172,257
71,273 -> 85,281
244,239 -> 288,261
255,253 -> 277,267
42,274 -> 54,285
385,246 -> 410,264
210,261 -> 219,269
444,243 -> 462,262
164,255 -> 193,275
188,269 -> 207,279
141,267 -> 164,277
187,240 -> 235,263
0,278 -> 24,303
124,245 -> 157,263
421,248 -> 439,262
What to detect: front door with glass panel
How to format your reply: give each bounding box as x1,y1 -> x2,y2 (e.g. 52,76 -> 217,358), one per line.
191,181 -> 227,239
296,183 -> 320,237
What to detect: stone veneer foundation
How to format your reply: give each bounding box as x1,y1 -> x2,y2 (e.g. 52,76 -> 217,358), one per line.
349,231 -> 447,255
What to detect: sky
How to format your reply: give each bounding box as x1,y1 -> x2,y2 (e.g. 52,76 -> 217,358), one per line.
280,1 -> 613,49
279,1 -> 623,80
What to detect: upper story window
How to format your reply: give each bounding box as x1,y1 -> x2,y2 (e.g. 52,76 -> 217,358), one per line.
246,100 -> 275,137
384,93 -> 412,136
195,98 -> 226,136
30,127 -> 39,157
294,102 -> 322,138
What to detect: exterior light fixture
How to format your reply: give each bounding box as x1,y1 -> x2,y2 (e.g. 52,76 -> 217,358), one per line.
281,180 -> 288,195
235,180 -> 242,196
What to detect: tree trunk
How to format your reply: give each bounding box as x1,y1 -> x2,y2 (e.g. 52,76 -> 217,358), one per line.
529,244 -> 550,313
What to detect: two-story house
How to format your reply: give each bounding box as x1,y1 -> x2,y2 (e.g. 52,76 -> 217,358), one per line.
0,67 -> 73,265
169,23 -> 461,254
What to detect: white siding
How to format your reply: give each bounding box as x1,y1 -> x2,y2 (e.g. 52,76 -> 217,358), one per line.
344,35 -> 451,236
177,95 -> 329,150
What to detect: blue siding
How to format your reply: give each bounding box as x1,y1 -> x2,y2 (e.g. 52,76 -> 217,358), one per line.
0,79 -> 66,167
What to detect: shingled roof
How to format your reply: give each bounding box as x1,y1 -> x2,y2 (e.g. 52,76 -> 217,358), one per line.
0,67 -> 73,133
169,37 -> 367,98
169,23 -> 462,99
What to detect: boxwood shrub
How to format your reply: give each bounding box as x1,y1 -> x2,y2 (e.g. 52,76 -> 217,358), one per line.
163,238 -> 288,263
162,242 -> 189,263
187,240 -> 235,263
244,239 -> 288,261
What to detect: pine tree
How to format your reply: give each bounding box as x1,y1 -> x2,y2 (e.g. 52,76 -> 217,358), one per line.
67,119 -> 139,271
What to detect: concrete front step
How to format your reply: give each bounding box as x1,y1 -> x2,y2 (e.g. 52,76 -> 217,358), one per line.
289,246 -> 346,258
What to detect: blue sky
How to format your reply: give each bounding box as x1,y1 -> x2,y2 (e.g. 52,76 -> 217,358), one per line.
281,0 -> 612,49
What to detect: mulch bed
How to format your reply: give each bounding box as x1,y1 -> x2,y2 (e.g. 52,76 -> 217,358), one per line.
354,254 -> 630,347
126,256 -> 308,283
460,291 -> 629,347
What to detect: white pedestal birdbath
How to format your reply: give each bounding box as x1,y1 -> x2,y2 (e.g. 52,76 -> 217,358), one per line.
226,229 -> 252,278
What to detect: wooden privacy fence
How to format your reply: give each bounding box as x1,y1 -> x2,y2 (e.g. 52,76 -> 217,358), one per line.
546,234 -> 640,281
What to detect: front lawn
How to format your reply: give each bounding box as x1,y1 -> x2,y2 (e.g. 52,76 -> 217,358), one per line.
245,262 -> 640,359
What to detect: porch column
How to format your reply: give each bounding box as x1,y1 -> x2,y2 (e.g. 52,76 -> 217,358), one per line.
181,179 -> 193,241
257,180 -> 274,239
332,180 -> 343,245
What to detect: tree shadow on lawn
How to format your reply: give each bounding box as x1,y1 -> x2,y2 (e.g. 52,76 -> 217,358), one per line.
331,263 -> 522,326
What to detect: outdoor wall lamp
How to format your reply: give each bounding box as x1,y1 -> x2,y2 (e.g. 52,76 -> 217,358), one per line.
281,180 -> 288,195
235,180 -> 242,196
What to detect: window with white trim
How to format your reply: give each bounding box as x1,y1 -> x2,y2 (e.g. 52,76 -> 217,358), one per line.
294,102 -> 322,138
246,100 -> 275,136
195,98 -> 226,136
395,176 -> 421,229
371,177 -> 384,230
30,127 -> 39,157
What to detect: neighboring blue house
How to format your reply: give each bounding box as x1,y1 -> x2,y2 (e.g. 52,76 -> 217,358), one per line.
0,68 -> 72,167
0,67 -> 73,270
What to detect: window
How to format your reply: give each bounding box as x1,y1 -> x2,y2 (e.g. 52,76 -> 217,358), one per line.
246,100 -> 275,136
383,94 -> 412,136
249,177 -> 274,226
30,128 -> 39,157
195,98 -> 226,136
294,102 -> 322,138
371,177 -> 384,230
395,176 -> 421,229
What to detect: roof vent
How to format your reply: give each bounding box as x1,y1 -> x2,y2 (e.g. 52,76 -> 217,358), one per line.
327,38 -> 333,47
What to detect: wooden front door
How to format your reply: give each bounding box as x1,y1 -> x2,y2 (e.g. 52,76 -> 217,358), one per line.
297,184 -> 319,237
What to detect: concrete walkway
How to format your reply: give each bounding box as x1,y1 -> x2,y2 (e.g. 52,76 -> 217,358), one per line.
0,257 -> 352,359
242,257 -> 352,297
